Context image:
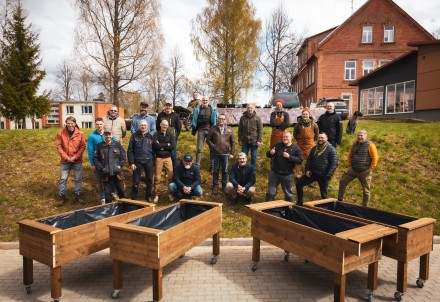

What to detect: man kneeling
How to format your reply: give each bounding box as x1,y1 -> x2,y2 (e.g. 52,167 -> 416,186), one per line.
168,154 -> 203,201
225,152 -> 256,204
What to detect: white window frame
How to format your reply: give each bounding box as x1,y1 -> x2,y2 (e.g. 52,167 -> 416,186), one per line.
363,60 -> 375,76
81,122 -> 93,128
379,59 -> 391,67
385,80 -> 415,114
345,61 -> 356,80
362,26 -> 372,43
66,106 -> 74,114
81,105 -> 93,114
384,25 -> 394,43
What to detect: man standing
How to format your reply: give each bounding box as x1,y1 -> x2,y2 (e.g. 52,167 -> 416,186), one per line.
131,101 -> 156,135
338,130 -> 378,206
102,105 -> 127,142
156,99 -> 182,168
207,113 -> 235,194
187,91 -> 201,111
317,102 -> 342,147
169,154 -> 203,201
225,152 -> 256,204
296,133 -> 338,205
265,131 -> 302,202
269,99 -> 290,148
152,120 -> 175,203
56,116 -> 86,205
87,117 -> 113,204
93,127 -> 126,203
127,120 -> 155,202
238,103 -> 262,170
191,95 -> 217,166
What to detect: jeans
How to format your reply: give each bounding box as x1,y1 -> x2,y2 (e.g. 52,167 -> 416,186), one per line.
59,163 -> 82,196
169,182 -> 203,200
241,142 -> 258,169
213,154 -> 229,188
94,168 -> 105,199
296,174 -> 329,202
265,171 -> 294,202
131,161 -> 154,200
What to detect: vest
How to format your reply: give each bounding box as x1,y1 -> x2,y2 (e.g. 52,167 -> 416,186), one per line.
351,141 -> 371,172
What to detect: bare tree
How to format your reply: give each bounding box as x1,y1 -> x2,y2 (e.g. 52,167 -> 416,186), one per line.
55,59 -> 76,102
75,67 -> 95,102
147,56 -> 167,111
74,0 -> 162,106
259,4 -> 303,95
165,47 -> 186,106
432,28 -> 440,39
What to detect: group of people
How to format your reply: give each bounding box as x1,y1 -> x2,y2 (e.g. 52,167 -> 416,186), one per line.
55,95 -> 378,207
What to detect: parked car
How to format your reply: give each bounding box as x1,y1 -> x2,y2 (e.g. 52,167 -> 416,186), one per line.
269,92 -> 300,108
316,98 -> 349,120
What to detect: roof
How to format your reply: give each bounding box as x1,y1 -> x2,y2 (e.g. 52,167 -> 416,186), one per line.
408,40 -> 440,47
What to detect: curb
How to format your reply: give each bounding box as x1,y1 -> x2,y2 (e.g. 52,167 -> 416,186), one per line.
2,236 -> 440,250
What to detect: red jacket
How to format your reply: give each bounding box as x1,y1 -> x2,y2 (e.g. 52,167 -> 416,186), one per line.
56,126 -> 86,163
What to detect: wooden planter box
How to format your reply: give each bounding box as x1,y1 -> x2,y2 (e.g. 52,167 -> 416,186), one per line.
244,200 -> 397,302
108,200 -> 222,301
304,198 -> 436,300
18,199 -> 155,302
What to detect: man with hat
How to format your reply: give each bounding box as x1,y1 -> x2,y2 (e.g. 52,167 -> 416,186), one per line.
156,99 -> 182,168
168,154 -> 203,201
269,99 -> 290,148
93,126 -> 126,203
131,101 -> 156,135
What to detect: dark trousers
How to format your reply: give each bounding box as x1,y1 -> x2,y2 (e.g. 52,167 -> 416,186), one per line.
296,174 -> 329,203
131,161 -> 154,200
213,154 -> 229,188
103,174 -> 126,202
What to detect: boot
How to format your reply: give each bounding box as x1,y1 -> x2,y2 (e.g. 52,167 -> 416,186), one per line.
58,195 -> 67,206
76,194 -> 85,205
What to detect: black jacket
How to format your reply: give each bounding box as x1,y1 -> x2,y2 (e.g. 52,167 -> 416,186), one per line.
127,131 -> 154,164
173,163 -> 201,190
153,130 -> 175,158
93,141 -> 125,176
266,142 -> 302,175
305,144 -> 338,178
229,163 -> 256,189
156,111 -> 182,140
317,111 -> 342,144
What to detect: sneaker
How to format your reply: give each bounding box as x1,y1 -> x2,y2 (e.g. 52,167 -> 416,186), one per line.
168,194 -> 175,202
111,193 -> 118,201
153,195 -> 159,203
58,195 -> 66,206
76,194 -> 85,205
100,199 -> 106,205
212,187 -> 218,195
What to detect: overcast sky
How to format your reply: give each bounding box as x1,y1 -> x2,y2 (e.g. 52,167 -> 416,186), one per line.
20,0 -> 440,104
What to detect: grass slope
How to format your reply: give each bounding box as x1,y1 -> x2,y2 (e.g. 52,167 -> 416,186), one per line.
0,119 -> 439,241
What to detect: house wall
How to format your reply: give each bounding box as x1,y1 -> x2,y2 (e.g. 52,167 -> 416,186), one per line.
415,44 -> 440,111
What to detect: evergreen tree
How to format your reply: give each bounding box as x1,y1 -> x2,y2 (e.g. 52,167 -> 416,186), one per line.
0,2 -> 50,128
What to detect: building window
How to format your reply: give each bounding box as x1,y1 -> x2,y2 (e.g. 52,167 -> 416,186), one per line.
362,26 -> 372,43
385,80 -> 415,114
82,122 -> 93,128
363,60 -> 375,76
384,25 -> 394,43
81,105 -> 93,114
66,106 -> 74,114
47,119 -> 57,124
360,86 -> 384,115
0,121 -> 4,129
379,59 -> 391,67
345,61 -> 356,80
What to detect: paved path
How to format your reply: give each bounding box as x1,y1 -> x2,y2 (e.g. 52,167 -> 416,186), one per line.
0,241 -> 439,302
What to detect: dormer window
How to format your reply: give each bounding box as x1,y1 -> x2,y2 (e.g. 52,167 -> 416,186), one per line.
362,26 -> 372,43
384,25 -> 394,43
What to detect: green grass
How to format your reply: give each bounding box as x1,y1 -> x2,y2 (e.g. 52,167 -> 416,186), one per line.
0,119 -> 439,241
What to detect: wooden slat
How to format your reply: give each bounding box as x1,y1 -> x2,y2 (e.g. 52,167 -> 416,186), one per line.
399,217 -> 436,231
303,198 -> 338,207
336,224 -> 397,243
179,199 -> 222,207
246,200 -> 293,212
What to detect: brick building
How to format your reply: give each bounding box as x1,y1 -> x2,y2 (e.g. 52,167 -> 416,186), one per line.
291,0 -> 435,115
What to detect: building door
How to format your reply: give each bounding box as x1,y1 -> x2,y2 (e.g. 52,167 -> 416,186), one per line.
342,93 -> 353,115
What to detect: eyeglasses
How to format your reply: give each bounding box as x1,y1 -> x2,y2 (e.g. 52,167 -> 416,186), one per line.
110,110 -> 118,112
218,118 -> 226,120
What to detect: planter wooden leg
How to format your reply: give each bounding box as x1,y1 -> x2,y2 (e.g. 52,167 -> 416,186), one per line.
213,232 -> 220,256
367,261 -> 378,291
23,257 -> 33,286
153,268 -> 163,301
113,259 -> 123,290
420,253 -> 430,281
50,266 -> 61,300
252,237 -> 260,263
334,273 -> 346,302
397,260 -> 407,294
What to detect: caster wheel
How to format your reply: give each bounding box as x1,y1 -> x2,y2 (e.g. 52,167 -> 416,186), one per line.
210,256 -> 217,265
284,252 -> 289,262
54,300 -> 59,302
394,291 -> 403,301
367,290 -> 374,302
25,285 -> 31,294
251,263 -> 257,272
111,289 -> 120,299
416,278 -> 425,288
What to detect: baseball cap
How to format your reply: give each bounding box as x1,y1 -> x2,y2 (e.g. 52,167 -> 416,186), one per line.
164,100 -> 173,105
183,154 -> 193,162
140,101 -> 149,107
103,126 -> 112,134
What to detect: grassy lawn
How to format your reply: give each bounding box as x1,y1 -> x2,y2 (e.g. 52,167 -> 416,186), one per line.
0,119 -> 439,241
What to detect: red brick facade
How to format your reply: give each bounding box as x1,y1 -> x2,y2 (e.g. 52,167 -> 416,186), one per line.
292,0 -> 434,115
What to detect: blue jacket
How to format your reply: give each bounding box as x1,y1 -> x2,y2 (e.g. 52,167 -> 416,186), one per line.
87,130 -> 116,166
229,163 -> 255,190
131,113 -> 156,135
173,163 -> 201,191
191,104 -> 217,133
305,143 -> 338,178
127,131 -> 155,164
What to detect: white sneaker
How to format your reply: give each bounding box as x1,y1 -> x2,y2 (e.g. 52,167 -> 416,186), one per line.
153,195 -> 159,203
100,199 -> 106,205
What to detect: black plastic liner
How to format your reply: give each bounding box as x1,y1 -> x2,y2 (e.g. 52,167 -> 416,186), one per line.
263,206 -> 364,235
316,201 -> 416,227
38,203 -> 144,230
128,203 -> 214,231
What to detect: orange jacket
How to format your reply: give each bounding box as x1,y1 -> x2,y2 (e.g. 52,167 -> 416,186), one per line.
56,126 -> 86,163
